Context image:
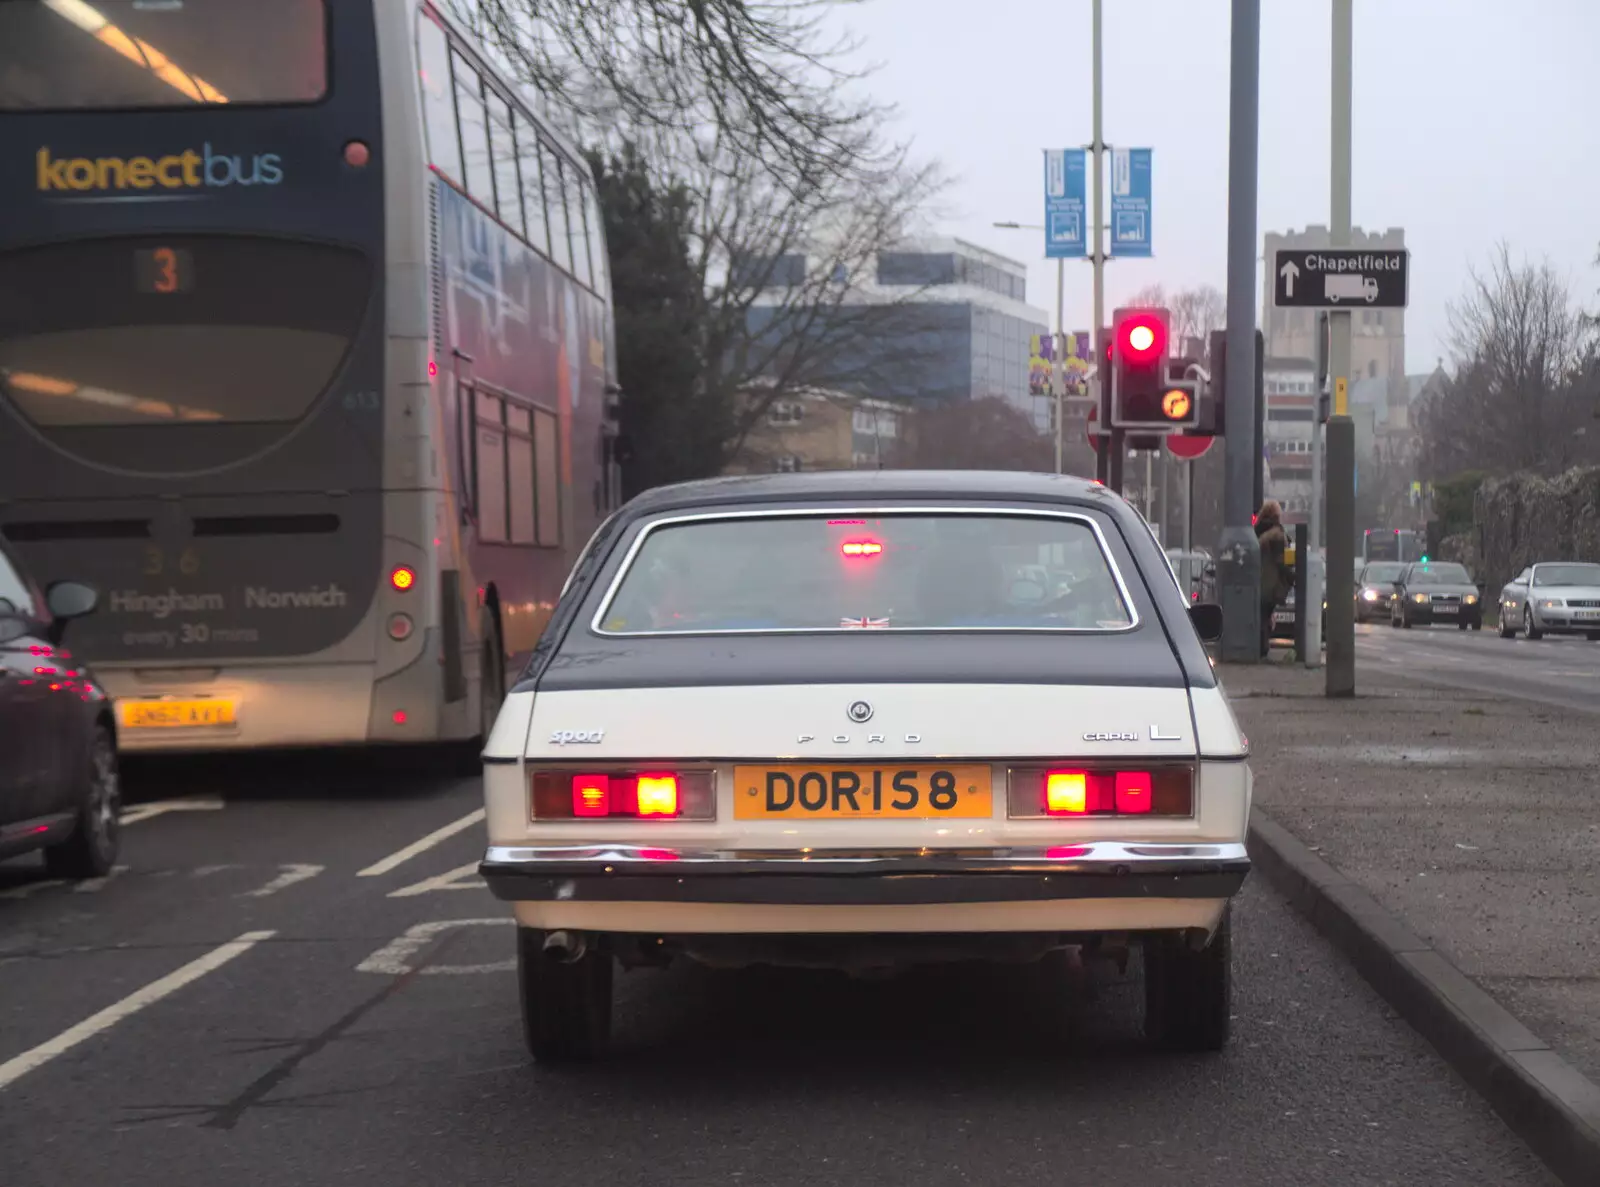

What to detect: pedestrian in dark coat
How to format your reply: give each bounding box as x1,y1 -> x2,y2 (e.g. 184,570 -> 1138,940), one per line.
1256,500 -> 1291,658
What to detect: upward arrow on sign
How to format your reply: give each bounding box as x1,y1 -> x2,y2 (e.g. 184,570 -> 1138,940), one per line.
1279,259 -> 1300,298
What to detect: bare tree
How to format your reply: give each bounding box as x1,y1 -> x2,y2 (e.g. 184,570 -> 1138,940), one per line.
442,0 -> 892,194
1418,243 -> 1596,477
1123,283 -> 1226,348
904,396 -> 1054,472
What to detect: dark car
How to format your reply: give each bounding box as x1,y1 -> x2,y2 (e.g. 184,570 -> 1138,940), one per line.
1355,561 -> 1407,623
1389,561 -> 1483,630
0,534 -> 119,878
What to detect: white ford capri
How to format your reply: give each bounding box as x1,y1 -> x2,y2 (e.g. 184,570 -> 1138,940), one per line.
480,470 -> 1250,1061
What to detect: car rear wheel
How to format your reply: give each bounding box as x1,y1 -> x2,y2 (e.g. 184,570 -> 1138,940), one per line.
1524,607 -> 1543,641
44,723 -> 120,880
1144,908 -> 1231,1052
1498,608 -> 1515,638
517,927 -> 613,1062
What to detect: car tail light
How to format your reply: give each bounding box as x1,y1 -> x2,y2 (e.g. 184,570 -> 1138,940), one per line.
532,769 -> 716,820
1114,770 -> 1153,814
1008,765 -> 1193,818
635,774 -> 679,816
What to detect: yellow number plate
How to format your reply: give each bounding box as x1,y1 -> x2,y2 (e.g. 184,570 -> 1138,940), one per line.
119,699 -> 238,729
733,765 -> 992,820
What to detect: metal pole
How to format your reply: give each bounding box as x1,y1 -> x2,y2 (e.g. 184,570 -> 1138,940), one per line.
1217,0 -> 1262,662
1184,459 -> 1195,594
1325,0 -> 1356,696
1305,312 -> 1326,668
1091,0 -> 1109,486
1054,257 -> 1065,474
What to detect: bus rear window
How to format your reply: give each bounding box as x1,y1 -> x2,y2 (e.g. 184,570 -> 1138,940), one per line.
0,235 -> 369,425
0,0 -> 327,110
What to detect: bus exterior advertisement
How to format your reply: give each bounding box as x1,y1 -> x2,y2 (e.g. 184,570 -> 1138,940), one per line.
0,0 -> 619,753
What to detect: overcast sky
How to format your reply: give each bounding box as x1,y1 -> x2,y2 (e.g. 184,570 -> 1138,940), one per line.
831,0 -> 1598,373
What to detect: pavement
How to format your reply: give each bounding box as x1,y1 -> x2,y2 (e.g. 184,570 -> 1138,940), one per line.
1224,622 -> 1600,1181
0,743 -> 1559,1187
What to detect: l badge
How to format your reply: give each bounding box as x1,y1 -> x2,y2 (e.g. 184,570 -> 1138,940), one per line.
1150,725 -> 1184,741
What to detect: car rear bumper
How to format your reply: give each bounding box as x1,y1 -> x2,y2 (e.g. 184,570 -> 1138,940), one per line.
480,841 -> 1251,908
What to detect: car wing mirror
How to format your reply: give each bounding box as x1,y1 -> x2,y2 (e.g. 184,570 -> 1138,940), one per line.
1189,602 -> 1223,642
45,580 -> 98,644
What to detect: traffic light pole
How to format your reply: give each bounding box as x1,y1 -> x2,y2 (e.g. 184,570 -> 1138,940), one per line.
1217,0 -> 1262,663
1325,0 -> 1356,696
1053,257 -> 1065,474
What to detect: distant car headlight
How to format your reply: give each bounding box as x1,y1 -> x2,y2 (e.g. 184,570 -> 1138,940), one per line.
1412,593 -> 1429,604
1464,594 -> 1478,605
1539,598 -> 1565,610
1361,589 -> 1378,602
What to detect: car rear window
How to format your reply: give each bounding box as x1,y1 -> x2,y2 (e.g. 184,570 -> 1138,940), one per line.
1413,563 -> 1471,584
594,512 -> 1134,634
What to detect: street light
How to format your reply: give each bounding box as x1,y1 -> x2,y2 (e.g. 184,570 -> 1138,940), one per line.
993,220 -> 1068,474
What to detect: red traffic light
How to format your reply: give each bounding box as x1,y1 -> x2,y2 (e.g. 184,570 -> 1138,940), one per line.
1116,310 -> 1167,365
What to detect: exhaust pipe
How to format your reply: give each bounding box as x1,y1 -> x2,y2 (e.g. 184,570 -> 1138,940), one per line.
543,930 -> 588,963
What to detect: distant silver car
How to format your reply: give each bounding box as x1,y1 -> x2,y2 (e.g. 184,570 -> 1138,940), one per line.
1498,562 -> 1600,640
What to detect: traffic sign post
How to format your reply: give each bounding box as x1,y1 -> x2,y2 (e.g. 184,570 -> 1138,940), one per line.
1273,248 -> 1409,309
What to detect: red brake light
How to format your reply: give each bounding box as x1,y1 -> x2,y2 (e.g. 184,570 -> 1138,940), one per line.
1115,770 -> 1153,814
572,774 -> 611,817
635,774 -> 680,817
390,566 -> 416,592
841,539 -> 883,557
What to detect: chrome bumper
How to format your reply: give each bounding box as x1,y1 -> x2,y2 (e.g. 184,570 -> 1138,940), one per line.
479,842 -> 1251,906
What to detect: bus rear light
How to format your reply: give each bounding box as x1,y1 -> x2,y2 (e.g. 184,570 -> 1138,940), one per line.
386,612 -> 414,641
428,359 -> 438,378
532,769 -> 715,821
343,140 -> 371,168
390,566 -> 416,592
392,710 -> 408,725
1008,765 -> 1193,818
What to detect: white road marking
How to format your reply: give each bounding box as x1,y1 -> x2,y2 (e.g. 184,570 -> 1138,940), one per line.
357,808 -> 485,878
73,865 -> 130,894
0,879 -> 68,902
242,863 -> 324,899
356,918 -> 515,976
0,929 -> 275,1091
387,861 -> 482,899
191,864 -> 242,878
121,797 -> 224,826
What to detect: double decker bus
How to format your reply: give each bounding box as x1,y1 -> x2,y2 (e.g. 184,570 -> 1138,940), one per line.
1362,528 -> 1419,568
0,0 -> 620,752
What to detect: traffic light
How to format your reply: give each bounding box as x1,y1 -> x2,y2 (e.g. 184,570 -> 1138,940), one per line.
1110,307 -> 1199,431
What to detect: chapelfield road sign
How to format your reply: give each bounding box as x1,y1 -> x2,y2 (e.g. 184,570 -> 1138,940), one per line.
1273,248 -> 1409,309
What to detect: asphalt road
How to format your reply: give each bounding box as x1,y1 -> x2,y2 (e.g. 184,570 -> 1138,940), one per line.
1355,617 -> 1600,713
0,750 -> 1558,1187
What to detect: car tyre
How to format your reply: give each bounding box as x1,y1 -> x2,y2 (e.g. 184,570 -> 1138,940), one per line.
1498,609 -> 1515,638
1458,619 -> 1469,631
1144,908 -> 1231,1052
44,723 -> 120,881
1587,631 -> 1600,642
517,927 -> 613,1062
1524,607 -> 1542,641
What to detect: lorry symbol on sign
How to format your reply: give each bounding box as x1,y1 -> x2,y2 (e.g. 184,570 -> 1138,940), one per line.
1324,273 -> 1380,303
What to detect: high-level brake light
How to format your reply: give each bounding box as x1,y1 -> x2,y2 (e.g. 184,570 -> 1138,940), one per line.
841,539 -> 883,557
